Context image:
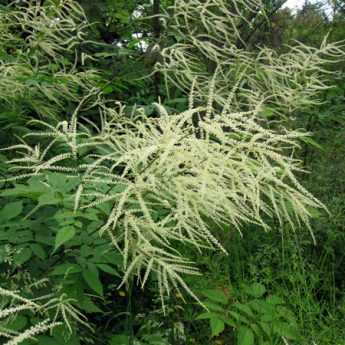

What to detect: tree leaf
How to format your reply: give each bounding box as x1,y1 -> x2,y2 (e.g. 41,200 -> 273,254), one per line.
237,326 -> 254,345
244,283 -> 266,298
54,227 -> 76,251
201,289 -> 228,304
82,264 -> 103,296
210,317 -> 225,337
79,296 -> 103,313
13,247 -> 32,266
97,263 -> 119,276
0,201 -> 23,221
204,300 -> 226,312
50,263 -> 81,276
30,243 -> 47,260
234,303 -> 256,318
196,312 -> 215,320
38,192 -> 60,206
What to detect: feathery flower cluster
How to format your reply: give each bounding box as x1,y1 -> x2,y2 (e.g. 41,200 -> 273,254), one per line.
0,0 -> 99,120
157,0 -> 345,117
0,287 -> 61,345
1,97 -> 324,307
0,0 -> 336,309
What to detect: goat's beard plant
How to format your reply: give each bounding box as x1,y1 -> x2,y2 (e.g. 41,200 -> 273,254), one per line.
157,0 -> 345,118
2,0 -> 343,308
3,96 -> 324,307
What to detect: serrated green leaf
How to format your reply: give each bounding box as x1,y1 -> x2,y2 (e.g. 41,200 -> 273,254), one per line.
30,243 -> 47,260
79,296 -> 102,313
201,289 -> 228,304
0,201 -> 23,221
38,192 -> 60,206
272,321 -> 299,339
210,317 -> 225,337
50,263 -> 81,276
266,295 -> 284,305
13,247 -> 32,265
233,303 -> 255,317
222,316 -> 236,328
244,283 -> 266,298
6,315 -> 27,331
237,326 -> 254,345
300,136 -> 323,150
196,312 -> 214,320
54,227 -> 76,251
203,300 -> 226,312
82,264 -> 103,296
97,263 -> 119,276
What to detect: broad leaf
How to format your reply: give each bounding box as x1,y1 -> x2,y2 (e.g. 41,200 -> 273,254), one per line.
50,263 -> 81,276
13,247 -> 32,266
82,263 -> 103,296
237,326 -> 254,345
54,227 -> 76,251
201,289 -> 228,304
210,317 -> 225,337
0,201 -> 23,221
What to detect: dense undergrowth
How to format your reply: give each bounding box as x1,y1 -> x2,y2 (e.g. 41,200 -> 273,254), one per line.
0,0 -> 345,344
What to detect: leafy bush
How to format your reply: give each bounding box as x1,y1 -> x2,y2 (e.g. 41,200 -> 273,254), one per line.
197,283 -> 299,344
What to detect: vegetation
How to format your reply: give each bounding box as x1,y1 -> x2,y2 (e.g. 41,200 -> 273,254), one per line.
0,0 -> 344,344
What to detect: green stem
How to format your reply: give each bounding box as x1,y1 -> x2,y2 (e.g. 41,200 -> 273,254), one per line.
126,278 -> 134,345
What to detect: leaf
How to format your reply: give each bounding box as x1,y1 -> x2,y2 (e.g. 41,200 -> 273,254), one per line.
54,227 -> 76,251
266,295 -> 284,305
102,251 -> 123,266
300,136 -> 323,150
233,303 -> 255,318
237,326 -> 254,345
258,321 -> 272,338
79,296 -> 102,313
109,335 -> 130,345
13,247 -> 32,266
210,317 -> 225,337
6,315 -> 27,331
82,264 -> 103,296
243,283 -> 266,298
272,321 -> 299,339
203,300 -> 226,312
50,263 -> 81,276
97,263 -> 119,276
0,201 -> 23,221
259,106 -> 276,118
11,230 -> 33,244
308,207 -> 322,219
51,325 -> 81,344
38,192 -> 60,206
1,183 -> 47,199
222,316 -> 236,328
47,173 -> 79,192
103,85 -> 114,94
201,289 -> 228,304
30,243 -> 47,260
196,312 -> 215,320
229,311 -> 250,325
